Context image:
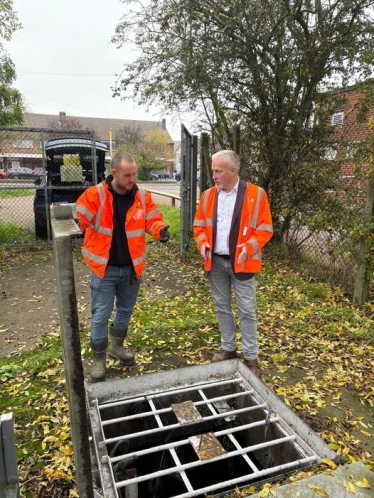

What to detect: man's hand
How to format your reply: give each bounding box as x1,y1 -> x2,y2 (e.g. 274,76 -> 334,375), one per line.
199,242 -> 210,261
236,243 -> 248,265
159,225 -> 171,243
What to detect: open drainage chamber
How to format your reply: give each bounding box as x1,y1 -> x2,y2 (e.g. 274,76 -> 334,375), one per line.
86,360 -> 336,498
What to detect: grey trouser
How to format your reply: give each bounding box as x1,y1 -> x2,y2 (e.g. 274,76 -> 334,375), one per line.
208,255 -> 258,359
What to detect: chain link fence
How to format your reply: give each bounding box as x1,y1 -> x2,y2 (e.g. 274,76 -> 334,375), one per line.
0,127 -> 107,246
195,124 -> 372,297
282,157 -> 372,295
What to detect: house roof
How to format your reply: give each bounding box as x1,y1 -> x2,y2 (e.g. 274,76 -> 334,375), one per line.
22,112 -> 172,143
173,140 -> 181,153
325,80 -> 374,98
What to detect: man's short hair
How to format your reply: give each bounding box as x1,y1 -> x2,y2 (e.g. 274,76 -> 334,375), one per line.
111,151 -> 136,170
212,150 -> 240,171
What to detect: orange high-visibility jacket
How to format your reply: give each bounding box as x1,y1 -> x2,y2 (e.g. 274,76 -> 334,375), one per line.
76,181 -> 166,279
193,181 -> 273,274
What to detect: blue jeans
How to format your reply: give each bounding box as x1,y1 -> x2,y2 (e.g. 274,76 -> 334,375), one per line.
90,265 -> 141,344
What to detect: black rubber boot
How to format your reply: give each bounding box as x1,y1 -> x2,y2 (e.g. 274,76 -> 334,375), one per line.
109,325 -> 135,366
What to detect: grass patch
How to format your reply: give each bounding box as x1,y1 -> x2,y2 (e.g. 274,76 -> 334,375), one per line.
157,203 -> 180,237
0,189 -> 34,198
0,222 -> 34,243
0,334 -> 71,488
145,203 -> 180,245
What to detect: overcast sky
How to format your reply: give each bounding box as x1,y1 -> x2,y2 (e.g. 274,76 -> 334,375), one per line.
6,0 -> 182,141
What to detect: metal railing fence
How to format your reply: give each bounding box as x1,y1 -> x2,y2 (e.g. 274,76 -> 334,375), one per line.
180,125 -> 198,257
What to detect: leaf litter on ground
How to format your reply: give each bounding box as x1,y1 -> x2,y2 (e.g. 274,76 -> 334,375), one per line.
0,210 -> 373,496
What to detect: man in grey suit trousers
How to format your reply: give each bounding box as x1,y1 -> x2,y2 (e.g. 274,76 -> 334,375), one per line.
193,150 -> 273,378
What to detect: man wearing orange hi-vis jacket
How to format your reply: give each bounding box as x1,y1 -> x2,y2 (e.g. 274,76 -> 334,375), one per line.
193,150 -> 272,378
76,151 -> 170,382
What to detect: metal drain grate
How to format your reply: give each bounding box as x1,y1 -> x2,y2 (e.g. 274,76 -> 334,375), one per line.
87,361 -> 336,498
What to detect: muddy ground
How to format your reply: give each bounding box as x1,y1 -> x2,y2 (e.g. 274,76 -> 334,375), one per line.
0,249 -> 91,358
0,247 -> 186,358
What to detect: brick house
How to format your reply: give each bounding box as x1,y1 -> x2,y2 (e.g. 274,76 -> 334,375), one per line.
0,132 -> 43,171
0,112 -> 174,174
328,83 -> 374,183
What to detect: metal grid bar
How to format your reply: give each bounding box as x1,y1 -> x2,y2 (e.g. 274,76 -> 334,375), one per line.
266,411 -> 321,463
116,435 -> 308,487
110,417 -> 280,464
98,377 -> 243,411
238,375 -> 322,465
165,457 -> 317,498
101,389 -> 253,427
149,398 -> 194,494
92,400 -> 120,498
198,389 -> 259,474
103,404 -> 267,445
90,369 -> 329,498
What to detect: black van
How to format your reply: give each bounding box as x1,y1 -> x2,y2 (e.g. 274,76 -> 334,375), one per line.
34,137 -> 107,238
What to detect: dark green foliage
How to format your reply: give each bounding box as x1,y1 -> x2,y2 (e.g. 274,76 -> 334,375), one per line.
0,0 -> 24,125
112,0 -> 374,240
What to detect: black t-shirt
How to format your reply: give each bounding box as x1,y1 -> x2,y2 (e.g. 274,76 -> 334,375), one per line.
108,181 -> 138,267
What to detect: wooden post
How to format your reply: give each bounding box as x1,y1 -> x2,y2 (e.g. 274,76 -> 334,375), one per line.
353,175 -> 374,305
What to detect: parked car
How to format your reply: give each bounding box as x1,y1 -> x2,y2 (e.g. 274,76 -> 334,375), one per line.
7,167 -> 40,179
34,137 -> 107,238
0,170 -> 8,179
149,172 -> 159,181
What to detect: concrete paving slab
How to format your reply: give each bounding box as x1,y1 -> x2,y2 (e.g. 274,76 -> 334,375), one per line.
251,462 -> 374,497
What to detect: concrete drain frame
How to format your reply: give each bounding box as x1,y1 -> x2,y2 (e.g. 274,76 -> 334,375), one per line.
86,361 -> 337,498
50,204 -> 337,498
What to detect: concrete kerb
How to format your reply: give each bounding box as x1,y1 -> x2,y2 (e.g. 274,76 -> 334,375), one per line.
250,461 -> 374,498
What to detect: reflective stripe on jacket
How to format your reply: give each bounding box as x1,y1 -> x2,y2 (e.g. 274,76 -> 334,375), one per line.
76,181 -> 165,279
193,182 -> 273,274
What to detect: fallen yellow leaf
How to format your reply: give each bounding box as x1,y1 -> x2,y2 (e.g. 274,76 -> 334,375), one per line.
321,458 -> 337,470
355,477 -> 371,489
258,484 -> 270,497
307,483 -> 329,496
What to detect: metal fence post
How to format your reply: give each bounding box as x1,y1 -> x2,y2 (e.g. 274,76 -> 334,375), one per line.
0,413 -> 19,498
190,135 -> 198,231
51,203 -> 94,498
233,125 -> 241,155
180,125 -> 198,256
180,125 -> 190,257
40,130 -> 52,242
200,132 -> 212,195
91,131 -> 98,185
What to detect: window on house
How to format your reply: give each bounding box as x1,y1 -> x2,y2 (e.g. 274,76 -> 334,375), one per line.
323,145 -> 338,160
12,139 -> 33,148
344,141 -> 361,160
332,112 -> 344,127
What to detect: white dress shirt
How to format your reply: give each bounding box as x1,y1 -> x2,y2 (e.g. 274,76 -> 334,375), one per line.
214,180 -> 239,255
